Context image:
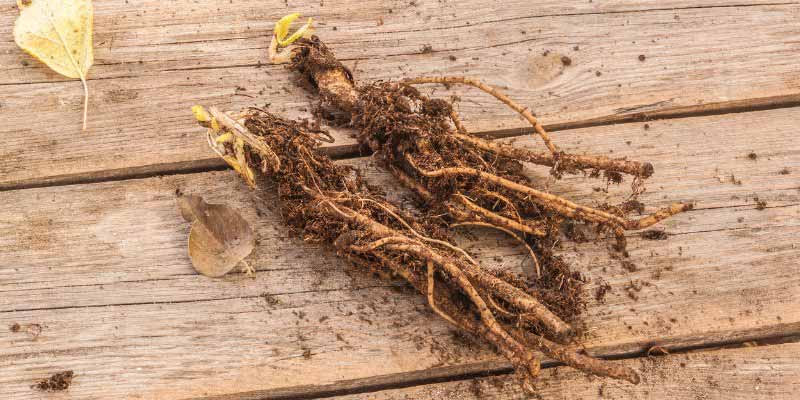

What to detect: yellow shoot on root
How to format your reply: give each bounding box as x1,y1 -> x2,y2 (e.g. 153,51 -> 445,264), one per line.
192,105 -> 212,123
274,13 -> 314,47
215,133 -> 233,144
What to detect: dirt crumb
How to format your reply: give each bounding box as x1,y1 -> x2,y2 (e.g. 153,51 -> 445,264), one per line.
638,54 -> 646,61
621,260 -> 638,272
595,280 -> 612,302
647,346 -> 670,356
560,56 -> 572,66
10,323 -> 20,332
641,230 -> 668,240
754,197 -> 767,210
33,371 -> 74,392
779,167 -> 790,175
420,44 -> 433,54
747,152 -> 758,161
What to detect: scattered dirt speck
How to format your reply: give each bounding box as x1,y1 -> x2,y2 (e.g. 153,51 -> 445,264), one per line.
621,260 -> 638,272
33,371 -> 73,392
647,346 -> 670,356
10,323 -> 21,332
595,280 -> 612,302
641,230 -> 668,240
560,56 -> 572,66
420,44 -> 433,54
638,54 -> 646,61
448,55 -> 457,61
754,197 -> 767,210
643,123 -> 650,130
747,152 -> 758,161
779,167 -> 790,175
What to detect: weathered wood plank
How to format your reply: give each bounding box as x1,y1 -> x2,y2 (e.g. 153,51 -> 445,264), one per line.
336,342 -> 800,400
1,1 -> 799,185
3,0 -> 795,82
2,176 -> 797,399
1,108 -> 798,399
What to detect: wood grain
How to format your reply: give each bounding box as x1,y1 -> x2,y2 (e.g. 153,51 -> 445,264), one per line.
1,1 -> 799,186
1,108 -> 798,399
336,342 -> 800,400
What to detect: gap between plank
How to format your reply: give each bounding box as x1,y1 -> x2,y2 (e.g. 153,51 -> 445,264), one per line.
2,93 -> 799,193
189,326 -> 800,400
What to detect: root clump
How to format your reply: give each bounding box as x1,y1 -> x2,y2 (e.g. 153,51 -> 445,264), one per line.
193,106 -> 640,390
189,17 -> 696,390
283,36 -> 691,262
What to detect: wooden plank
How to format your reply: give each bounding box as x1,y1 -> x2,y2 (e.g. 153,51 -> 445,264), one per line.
335,342 -> 800,400
1,108 -> 799,398
3,0 -> 795,82
2,2 -> 800,186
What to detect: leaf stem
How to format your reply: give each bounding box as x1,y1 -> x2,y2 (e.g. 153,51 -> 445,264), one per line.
81,76 -> 88,131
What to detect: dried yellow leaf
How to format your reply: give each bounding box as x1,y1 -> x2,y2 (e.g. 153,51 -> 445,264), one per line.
14,0 -> 94,130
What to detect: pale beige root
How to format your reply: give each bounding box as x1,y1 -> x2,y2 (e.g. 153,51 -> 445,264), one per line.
402,76 -> 559,155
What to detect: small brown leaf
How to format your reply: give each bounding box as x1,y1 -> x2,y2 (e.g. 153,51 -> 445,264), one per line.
177,194 -> 255,278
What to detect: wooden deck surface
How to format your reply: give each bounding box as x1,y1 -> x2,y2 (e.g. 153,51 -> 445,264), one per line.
1,0 -> 799,399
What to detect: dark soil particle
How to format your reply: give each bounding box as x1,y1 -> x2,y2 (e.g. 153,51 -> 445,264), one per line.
747,152 -> 758,161
448,55 -> 457,61
779,167 -> 790,175
420,44 -> 433,54
641,230 -> 668,240
754,197 -> 767,210
595,280 -> 612,302
638,54 -> 646,61
561,56 -> 572,66
33,371 -> 74,392
10,323 -> 20,332
621,260 -> 638,272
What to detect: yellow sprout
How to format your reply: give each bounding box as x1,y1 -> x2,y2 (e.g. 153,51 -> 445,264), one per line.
215,132 -> 234,144
192,105 -> 211,123
274,13 -> 313,47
